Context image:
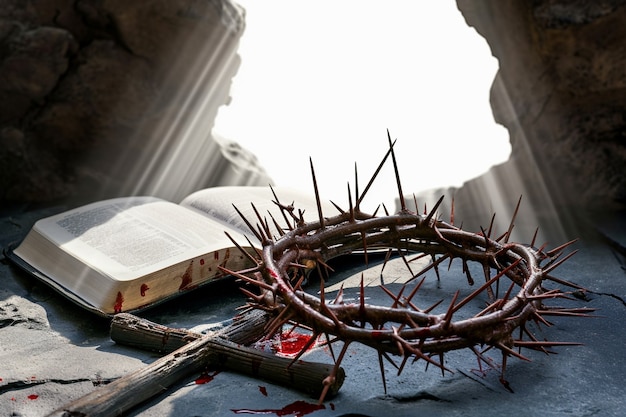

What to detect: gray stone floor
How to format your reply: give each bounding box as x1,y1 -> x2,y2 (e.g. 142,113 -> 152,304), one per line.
1,204 -> 625,417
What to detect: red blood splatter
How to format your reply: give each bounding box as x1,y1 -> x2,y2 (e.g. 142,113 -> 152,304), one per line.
0,377 -> 3,382
179,261 -> 193,290
231,400 -> 325,416
113,292 -> 124,313
258,385 -> 268,396
371,330 -> 385,339
140,283 -> 149,297
267,268 -> 278,278
277,331 -> 316,356
200,258 -> 205,266
195,370 -> 219,384
27,394 -> 38,400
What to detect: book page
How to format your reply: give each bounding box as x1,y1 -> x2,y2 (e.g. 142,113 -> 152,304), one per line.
180,186 -> 340,243
27,197 -> 250,281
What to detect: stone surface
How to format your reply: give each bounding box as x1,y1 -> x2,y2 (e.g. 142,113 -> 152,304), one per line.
412,1 -> 626,241
0,0 -> 271,204
1,206 -> 625,416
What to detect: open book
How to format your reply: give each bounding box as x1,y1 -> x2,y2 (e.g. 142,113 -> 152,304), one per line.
8,186 -> 337,316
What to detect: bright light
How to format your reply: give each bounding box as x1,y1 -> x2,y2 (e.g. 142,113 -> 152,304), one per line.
214,1 -> 510,210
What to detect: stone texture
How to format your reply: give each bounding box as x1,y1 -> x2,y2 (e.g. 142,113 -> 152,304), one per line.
412,1 -> 626,243
0,0 -> 271,204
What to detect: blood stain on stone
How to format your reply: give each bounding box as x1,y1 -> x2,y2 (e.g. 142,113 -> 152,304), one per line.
195,370 -> 219,384
277,331 -> 316,356
231,400 -> 325,416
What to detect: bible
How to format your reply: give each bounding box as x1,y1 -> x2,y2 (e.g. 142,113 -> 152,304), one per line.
8,186 -> 336,316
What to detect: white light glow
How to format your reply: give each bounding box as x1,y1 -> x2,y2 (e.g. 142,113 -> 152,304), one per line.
214,1 -> 510,210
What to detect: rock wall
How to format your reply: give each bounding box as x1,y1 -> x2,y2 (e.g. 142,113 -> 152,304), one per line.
0,0 -> 271,205
412,0 -> 626,242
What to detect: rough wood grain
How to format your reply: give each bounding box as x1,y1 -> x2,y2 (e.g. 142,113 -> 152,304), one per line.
47,311 -> 343,417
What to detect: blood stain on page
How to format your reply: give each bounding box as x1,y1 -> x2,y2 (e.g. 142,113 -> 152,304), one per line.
113,291 -> 124,313
140,283 -> 149,296
27,394 -> 38,400
179,261 -> 194,290
258,385 -> 268,396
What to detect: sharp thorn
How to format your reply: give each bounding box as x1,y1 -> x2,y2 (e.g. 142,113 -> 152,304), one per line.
309,157 -> 326,229
504,195 -> 522,244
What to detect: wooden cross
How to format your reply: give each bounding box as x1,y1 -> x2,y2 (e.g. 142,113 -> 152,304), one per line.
47,310 -> 344,417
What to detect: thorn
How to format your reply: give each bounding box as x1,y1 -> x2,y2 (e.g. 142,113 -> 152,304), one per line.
546,239 -> 579,258
486,213 -> 496,239
309,157 -> 326,229
443,290 -> 460,329
405,254 -> 449,284
530,227 -> 539,248
424,299 -> 444,314
232,204 -> 263,243
238,286 -> 264,304
404,275 -> 427,306
462,259 -> 475,286
453,259 -> 522,313
535,307 -> 597,318
379,350 -> 401,371
380,284 -> 404,308
359,273 -> 367,325
504,195 -> 522,244
267,211 -> 286,237
513,340 -> 582,349
332,284 -> 345,305
398,249 -> 414,277
497,342 -> 532,362
450,195 -> 455,225
439,353 -> 445,377
424,195 -> 445,225
324,333 -> 337,363
287,331 -> 321,367
544,250 -> 578,274
224,231 -> 260,266
531,311 -> 553,327
357,137 -> 397,207
222,267 -> 275,292
378,352 -> 388,394
544,274 -> 586,290
354,162 -> 360,210
250,203 -> 272,240
329,200 -> 346,215
380,248 -> 394,276
269,185 -> 295,231
397,354 -> 410,376
387,129 -> 406,212
347,182 -> 355,222
481,260 -> 496,301
318,342 -> 350,404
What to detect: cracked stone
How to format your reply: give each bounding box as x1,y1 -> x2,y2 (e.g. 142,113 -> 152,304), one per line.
0,293 -> 49,330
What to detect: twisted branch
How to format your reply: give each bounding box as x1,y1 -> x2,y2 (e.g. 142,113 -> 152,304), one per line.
222,133 -> 593,402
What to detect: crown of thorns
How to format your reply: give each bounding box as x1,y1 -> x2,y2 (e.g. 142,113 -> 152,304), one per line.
221,132 -> 593,403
